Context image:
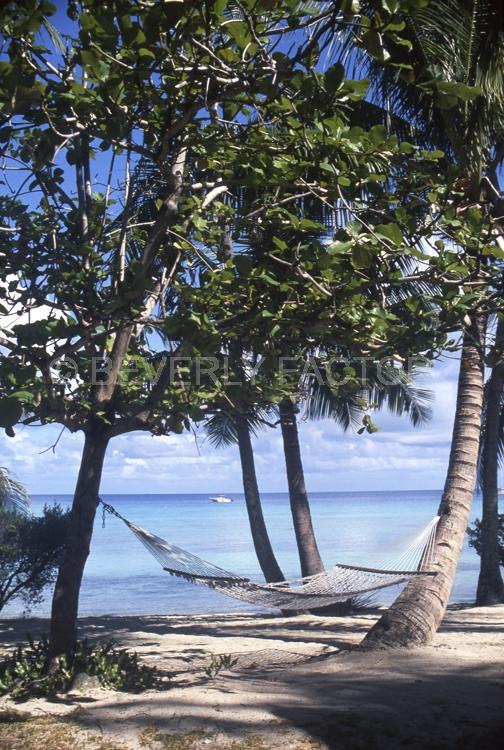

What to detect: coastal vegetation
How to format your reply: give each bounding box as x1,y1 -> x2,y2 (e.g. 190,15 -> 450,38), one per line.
0,0 -> 503,713
0,635 -> 159,699
468,514 -> 504,568
0,503 -> 68,613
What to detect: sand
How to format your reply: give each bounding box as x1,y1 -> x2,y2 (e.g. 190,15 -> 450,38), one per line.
0,604 -> 503,749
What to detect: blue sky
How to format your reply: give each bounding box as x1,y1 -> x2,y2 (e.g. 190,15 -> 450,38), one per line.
0,352 -> 463,496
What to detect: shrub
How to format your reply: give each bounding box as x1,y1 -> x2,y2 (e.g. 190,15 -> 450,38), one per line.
204,653 -> 238,679
0,635 -> 161,700
467,515 -> 504,566
0,504 -> 69,613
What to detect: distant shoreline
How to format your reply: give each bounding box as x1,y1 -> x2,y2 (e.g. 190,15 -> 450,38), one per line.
30,488 -> 446,497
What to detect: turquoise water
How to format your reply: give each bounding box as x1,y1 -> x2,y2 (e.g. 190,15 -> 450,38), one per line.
3,491 -> 483,617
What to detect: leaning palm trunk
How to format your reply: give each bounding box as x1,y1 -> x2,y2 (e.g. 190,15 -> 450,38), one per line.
279,397 -> 324,578
476,317 -> 504,604
235,415 -> 285,583
361,313 -> 486,648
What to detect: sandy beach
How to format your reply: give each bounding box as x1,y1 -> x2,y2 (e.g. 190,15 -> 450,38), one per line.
0,604 -> 503,749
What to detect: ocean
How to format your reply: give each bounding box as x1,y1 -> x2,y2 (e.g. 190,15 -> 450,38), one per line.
2,491 -> 483,617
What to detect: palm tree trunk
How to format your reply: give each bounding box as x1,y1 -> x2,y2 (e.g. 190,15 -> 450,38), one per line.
236,415 -> 285,583
476,317 -> 504,604
279,397 -> 324,577
361,312 -> 486,648
49,430 -> 109,658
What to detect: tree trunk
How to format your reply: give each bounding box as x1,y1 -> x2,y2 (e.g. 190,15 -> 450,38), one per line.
49,430 -> 109,658
476,317 -> 504,604
279,397 -> 324,577
236,416 -> 285,583
361,313 -> 486,648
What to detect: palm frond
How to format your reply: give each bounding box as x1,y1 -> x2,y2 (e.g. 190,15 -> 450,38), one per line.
41,17 -> 66,54
205,406 -> 274,448
0,467 -> 30,514
302,360 -> 433,429
368,369 -> 434,427
205,411 -> 239,448
303,378 -> 363,430
327,0 -> 504,172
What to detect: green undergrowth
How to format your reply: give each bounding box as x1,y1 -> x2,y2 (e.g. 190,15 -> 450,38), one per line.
204,653 -> 239,679
0,635 -> 161,700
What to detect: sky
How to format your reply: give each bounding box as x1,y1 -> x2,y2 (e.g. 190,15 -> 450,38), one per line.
0,352 -> 464,496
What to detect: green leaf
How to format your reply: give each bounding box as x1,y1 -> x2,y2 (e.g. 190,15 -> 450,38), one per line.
234,255 -> 253,276
298,218 -> 324,230
138,47 -> 155,60
351,245 -> 372,268
226,20 -> 249,48
345,79 -> 370,99
346,220 -> 362,238
369,124 -> 387,145
324,63 -> 344,93
435,81 -> 482,101
9,390 -> 34,402
260,272 -> 281,286
375,223 -> 403,247
328,240 -> 353,254
482,244 -> 504,260
214,0 -> 229,12
399,141 -> 416,154
361,30 -> 390,63
0,398 -> 23,428
0,126 -> 13,142
80,49 -> 108,80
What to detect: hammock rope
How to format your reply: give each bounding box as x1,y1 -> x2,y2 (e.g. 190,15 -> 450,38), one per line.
99,500 -> 439,610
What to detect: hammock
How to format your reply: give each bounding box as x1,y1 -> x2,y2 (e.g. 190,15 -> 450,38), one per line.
100,500 -> 439,610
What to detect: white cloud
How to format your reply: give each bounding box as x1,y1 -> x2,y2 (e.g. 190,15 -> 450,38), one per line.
0,354 -> 461,496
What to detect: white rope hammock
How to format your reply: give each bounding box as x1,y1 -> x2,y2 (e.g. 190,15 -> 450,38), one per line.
100,501 -> 439,610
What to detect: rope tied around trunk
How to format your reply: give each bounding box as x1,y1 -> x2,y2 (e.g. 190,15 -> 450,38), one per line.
101,498 -> 129,528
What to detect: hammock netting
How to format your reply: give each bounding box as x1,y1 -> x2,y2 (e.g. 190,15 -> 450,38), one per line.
101,501 -> 439,610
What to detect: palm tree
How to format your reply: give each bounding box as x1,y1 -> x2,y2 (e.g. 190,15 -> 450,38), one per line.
206,406 -> 285,584
207,358 -> 433,605
475,315 -> 504,604
280,359 -> 433,584
364,317 -> 487,647
279,395 -> 325,580
333,0 -> 504,647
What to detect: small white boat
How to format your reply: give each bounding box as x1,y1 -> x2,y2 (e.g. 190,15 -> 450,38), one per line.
209,494 -> 234,503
